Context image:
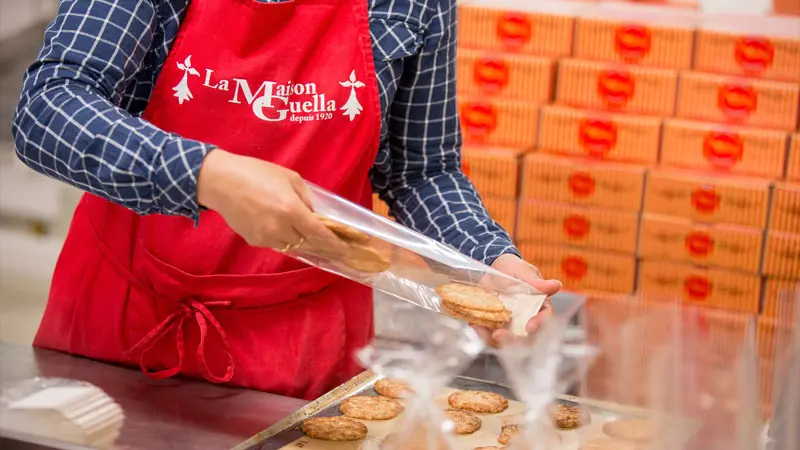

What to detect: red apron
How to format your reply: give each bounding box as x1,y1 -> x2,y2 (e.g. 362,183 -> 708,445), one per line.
33,0 -> 381,400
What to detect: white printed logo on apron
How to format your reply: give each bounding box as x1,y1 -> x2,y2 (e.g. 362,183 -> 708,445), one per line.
171,55 -> 364,123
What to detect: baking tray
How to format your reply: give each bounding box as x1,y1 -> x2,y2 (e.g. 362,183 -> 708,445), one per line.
232,371 -> 697,450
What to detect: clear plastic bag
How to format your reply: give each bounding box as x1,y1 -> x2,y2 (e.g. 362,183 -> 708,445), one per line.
766,286 -> 800,450
496,301 -> 597,450
292,183 -> 546,335
355,301 -> 485,450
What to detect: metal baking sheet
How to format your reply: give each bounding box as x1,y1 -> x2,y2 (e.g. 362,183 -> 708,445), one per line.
232,371 -> 695,450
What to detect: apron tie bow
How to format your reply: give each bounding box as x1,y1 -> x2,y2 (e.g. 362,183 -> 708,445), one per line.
126,299 -> 235,383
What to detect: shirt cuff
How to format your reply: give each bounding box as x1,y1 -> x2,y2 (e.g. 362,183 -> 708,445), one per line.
153,137 -> 215,221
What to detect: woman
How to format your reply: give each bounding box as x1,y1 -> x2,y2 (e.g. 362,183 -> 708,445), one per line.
12,0 -> 561,400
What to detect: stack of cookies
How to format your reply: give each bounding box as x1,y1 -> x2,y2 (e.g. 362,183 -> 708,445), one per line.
436,283 -> 512,330
304,214 -> 391,273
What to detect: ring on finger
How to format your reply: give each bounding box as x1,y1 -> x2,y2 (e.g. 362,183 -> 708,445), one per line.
280,236 -> 305,253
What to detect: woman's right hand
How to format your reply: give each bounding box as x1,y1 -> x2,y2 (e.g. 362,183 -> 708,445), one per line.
196,149 -> 351,255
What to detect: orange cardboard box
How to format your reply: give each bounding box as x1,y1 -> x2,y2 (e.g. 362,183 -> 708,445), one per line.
574,2 -> 697,69
538,106 -> 661,164
459,97 -> 539,148
517,201 -> 639,253
676,72 -> 800,131
789,134 -> 800,182
638,260 -> 761,314
556,58 -> 678,116
462,147 -> 522,198
482,196 -> 518,237
372,194 -> 391,220
457,1 -> 584,57
762,278 -> 799,318
694,15 -> 800,83
660,119 -> 789,179
520,243 -> 637,294
770,183 -> 800,234
639,213 -> 764,273
457,49 -> 555,103
758,317 -> 796,364
763,232 -> 800,280
644,168 -> 771,228
520,153 -> 646,211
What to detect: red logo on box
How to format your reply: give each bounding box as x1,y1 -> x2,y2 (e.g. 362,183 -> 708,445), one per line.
615,25 -> 652,61
685,231 -> 714,257
568,171 -> 596,198
563,214 -> 591,239
702,131 -> 744,169
717,84 -> 758,121
461,103 -> 497,137
691,187 -> 720,214
684,275 -> 712,301
735,37 -> 775,74
597,70 -> 635,108
562,256 -> 589,280
496,13 -> 532,49
579,119 -> 618,157
474,58 -> 510,93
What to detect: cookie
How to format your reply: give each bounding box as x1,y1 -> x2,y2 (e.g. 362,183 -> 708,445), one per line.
448,390 -> 509,414
315,214 -> 371,245
436,283 -> 505,312
339,395 -> 404,420
447,303 -> 512,322
580,437 -> 643,450
441,303 -> 506,329
445,409 -> 482,434
551,403 -> 590,429
374,378 -> 413,399
301,416 -> 367,441
498,423 -> 519,445
602,418 -> 657,442
343,244 -> 391,273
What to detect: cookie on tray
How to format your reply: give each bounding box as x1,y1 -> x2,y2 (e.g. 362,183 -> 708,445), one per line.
301,416 -> 367,441
498,423 -> 519,445
374,378 -> 413,399
448,390 -> 509,414
436,283 -> 505,312
314,214 -> 371,245
602,418 -> 657,442
339,395 -> 404,420
551,403 -> 591,429
343,244 -> 391,273
580,437 -> 643,450
445,409 -> 482,434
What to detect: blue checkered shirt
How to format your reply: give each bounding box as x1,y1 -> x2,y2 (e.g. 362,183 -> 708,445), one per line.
11,0 -> 517,264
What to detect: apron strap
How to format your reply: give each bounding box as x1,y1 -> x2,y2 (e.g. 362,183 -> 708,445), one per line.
83,198 -> 235,383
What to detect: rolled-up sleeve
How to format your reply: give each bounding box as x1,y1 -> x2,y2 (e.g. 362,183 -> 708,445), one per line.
381,0 -> 519,264
11,0 -> 212,220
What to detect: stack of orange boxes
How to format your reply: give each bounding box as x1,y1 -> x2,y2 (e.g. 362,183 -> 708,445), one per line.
456,1 -> 588,240
522,1 -> 697,294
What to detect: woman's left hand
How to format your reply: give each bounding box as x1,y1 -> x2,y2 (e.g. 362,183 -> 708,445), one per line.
485,253 -> 562,344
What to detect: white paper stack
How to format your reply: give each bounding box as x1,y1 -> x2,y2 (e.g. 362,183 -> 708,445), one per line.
0,384 -> 124,449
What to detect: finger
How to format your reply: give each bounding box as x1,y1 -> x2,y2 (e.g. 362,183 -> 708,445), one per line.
290,173 -> 315,210
273,227 -> 305,252
516,266 -> 562,296
291,208 -> 353,257
525,307 -> 553,334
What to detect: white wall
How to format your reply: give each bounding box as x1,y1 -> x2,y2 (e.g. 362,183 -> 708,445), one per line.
0,0 -> 58,42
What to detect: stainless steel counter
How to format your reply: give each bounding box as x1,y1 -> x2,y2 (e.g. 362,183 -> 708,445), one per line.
0,343 -> 307,450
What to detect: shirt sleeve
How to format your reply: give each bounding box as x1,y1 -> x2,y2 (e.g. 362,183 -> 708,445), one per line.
11,0 -> 212,220
381,0 -> 519,265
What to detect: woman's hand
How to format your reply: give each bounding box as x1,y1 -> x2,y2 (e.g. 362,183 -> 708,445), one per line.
484,253 -> 562,345
196,149 -> 350,254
